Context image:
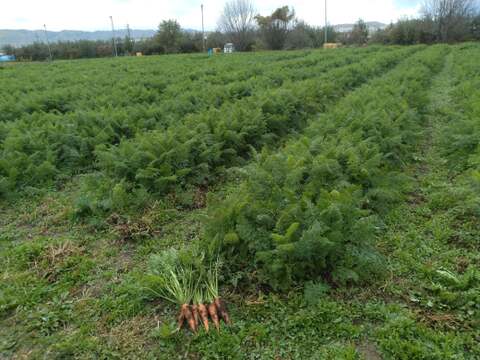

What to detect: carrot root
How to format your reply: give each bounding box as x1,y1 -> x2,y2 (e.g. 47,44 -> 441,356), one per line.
215,297 -> 231,325
192,304 -> 200,328
182,304 -> 197,333
208,302 -> 220,331
177,308 -> 186,330
198,303 -> 210,332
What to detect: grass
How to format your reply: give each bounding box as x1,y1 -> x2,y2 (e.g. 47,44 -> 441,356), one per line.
1,49 -> 479,359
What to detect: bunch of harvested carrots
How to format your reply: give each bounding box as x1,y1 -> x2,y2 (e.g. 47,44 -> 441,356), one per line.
148,249 -> 230,333
178,283 -> 231,333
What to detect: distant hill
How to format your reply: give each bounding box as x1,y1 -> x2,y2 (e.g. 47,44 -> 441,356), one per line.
334,21 -> 387,33
0,29 -> 157,47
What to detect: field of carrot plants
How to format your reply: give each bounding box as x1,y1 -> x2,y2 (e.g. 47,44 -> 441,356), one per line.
0,44 -> 479,359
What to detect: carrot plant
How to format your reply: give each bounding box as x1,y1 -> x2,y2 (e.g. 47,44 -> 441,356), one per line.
194,288 -> 210,332
204,45 -> 449,289
206,260 -> 231,325
147,249 -> 233,332
1,45 -> 479,358
73,47 -> 419,216
0,47 -> 376,198
148,249 -> 197,332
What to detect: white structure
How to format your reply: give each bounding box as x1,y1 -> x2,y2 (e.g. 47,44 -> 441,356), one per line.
224,43 -> 235,53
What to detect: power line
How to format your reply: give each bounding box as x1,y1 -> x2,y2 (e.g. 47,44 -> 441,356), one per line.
110,16 -> 118,57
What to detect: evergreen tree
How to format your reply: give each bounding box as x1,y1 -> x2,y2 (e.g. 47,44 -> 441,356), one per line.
256,6 -> 296,50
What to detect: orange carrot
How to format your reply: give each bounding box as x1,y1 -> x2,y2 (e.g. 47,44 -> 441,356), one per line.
198,303 -> 210,332
181,304 -> 197,333
177,308 -> 186,330
192,304 -> 200,328
214,298 -> 231,325
208,302 -> 220,331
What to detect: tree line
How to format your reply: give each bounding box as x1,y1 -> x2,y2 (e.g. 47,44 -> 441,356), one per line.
2,0 -> 479,61
372,0 -> 480,44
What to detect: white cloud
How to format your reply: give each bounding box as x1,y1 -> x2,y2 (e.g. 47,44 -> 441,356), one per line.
1,0 -> 421,31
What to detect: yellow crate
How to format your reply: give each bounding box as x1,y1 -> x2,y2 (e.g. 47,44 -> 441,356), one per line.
323,43 -> 341,49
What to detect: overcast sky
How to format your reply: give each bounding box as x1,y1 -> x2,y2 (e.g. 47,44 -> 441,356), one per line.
2,0 -> 423,31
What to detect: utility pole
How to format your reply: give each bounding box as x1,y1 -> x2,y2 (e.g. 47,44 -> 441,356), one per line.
126,23 -> 132,40
126,23 -> 133,54
43,24 -> 53,61
110,16 -> 118,57
324,0 -> 328,44
201,4 -> 206,52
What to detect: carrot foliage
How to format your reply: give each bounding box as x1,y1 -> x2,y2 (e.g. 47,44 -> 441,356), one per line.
204,46 -> 449,289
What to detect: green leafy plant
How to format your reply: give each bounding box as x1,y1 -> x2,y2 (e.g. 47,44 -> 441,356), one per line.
148,249 -> 197,332
203,45 -> 449,289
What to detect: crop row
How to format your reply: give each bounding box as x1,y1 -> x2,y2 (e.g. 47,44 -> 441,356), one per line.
0,48 -> 374,123
70,46 -> 423,215
0,47 -> 383,150
441,44 -> 480,171
203,45 -> 449,289
92,46 -> 385,128
0,47 -> 416,199
0,51 -> 313,122
436,44 -> 480,220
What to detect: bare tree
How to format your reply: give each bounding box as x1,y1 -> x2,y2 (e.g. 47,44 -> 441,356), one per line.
349,19 -> 369,45
422,0 -> 478,41
218,0 -> 256,51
